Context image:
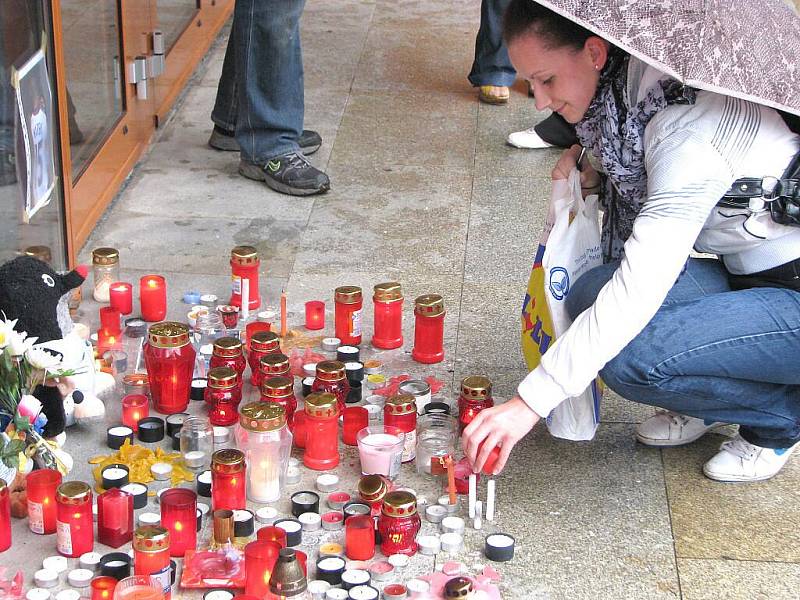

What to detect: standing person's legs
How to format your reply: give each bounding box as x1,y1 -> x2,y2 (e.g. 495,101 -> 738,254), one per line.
468,0 -> 516,103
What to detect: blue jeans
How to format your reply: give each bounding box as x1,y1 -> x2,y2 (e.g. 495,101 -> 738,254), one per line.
211,0 -> 305,163
566,258 -> 800,448
468,0 -> 516,87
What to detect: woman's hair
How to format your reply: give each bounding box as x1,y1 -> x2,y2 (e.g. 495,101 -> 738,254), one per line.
503,0 -> 595,51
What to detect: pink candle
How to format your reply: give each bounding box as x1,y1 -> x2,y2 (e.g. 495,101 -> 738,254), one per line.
122,394 -> 149,431
140,275 -> 167,322
98,328 -> 120,354
304,301 -> 325,330
109,282 -> 133,315
356,426 -> 404,479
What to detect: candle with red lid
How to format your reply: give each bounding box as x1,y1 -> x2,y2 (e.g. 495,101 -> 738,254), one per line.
139,275 -> 167,322
122,394 -> 149,431
229,246 -> 261,311
411,293 -> 445,364
109,282 -> 133,316
334,286 -> 362,346
56,481 -> 94,557
372,282 -> 403,349
159,488 -> 197,557
304,300 -> 325,330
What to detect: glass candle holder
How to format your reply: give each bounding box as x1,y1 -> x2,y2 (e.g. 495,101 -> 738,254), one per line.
416,413 -> 457,475
378,491 -> 421,556
303,392 -> 341,471
211,449 -> 247,511
304,301 -> 325,330
206,367 -> 242,427
143,322 -> 195,414
244,540 -> 281,599
259,376 -> 298,427
109,282 -> 133,316
122,394 -> 149,431
248,331 -> 281,387
356,425 -> 404,480
342,407 -> 369,446
383,394 -> 417,463
334,286 -> 363,346
258,354 -> 291,390
97,488 -> 134,548
91,576 -> 118,600
180,416 -> 214,472
230,246 -> 261,311
112,575 -> 165,600
159,488 -> 197,557
458,375 -> 494,434
344,514 -> 375,561
123,373 -> 150,398
209,337 -> 246,383
311,361 -> 349,413
139,275 -> 167,322
56,481 -> 94,557
411,294 -> 445,364
372,282 -> 403,350
236,403 -> 292,503
256,525 -> 288,548
100,307 -> 122,334
26,468 -> 62,534
0,478 -> 10,552
133,525 -> 172,599
93,247 -> 120,303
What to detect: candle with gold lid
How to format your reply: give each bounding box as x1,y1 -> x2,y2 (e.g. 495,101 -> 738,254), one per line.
92,247 -> 119,303
144,322 -> 195,414
260,375 -> 298,428
372,282 -> 403,350
383,394 -> 417,463
133,526 -> 171,599
211,449 -> 246,511
378,490 -> 421,556
209,337 -> 246,383
311,361 -> 349,412
303,392 -> 340,471
411,294 -> 445,364
56,482 -> 93,557
458,376 -> 494,434
258,353 -> 291,382
236,402 -> 292,503
206,366 -> 241,426
334,286 -> 363,346
229,245 -> 261,311
248,330 -> 282,387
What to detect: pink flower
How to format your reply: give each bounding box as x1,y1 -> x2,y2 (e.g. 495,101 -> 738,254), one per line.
17,394 -> 42,424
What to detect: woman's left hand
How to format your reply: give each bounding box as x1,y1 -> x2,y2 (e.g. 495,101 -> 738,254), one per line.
461,396 -> 541,475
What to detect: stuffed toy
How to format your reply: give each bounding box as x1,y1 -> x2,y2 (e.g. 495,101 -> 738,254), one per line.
0,256 -> 105,442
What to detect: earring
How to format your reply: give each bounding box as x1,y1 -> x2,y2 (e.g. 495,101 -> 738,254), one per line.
594,64 -> 600,71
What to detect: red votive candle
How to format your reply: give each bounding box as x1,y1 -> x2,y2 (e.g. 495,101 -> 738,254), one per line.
211,449 -> 246,511
244,540 -> 281,599
345,514 -> 375,560
100,306 -> 122,334
342,407 -> 369,446
109,282 -> 133,316
26,468 -> 62,534
133,525 -> 172,600
256,525 -> 287,548
0,478 -> 10,552
90,576 -> 118,600
334,286 -> 363,346
159,488 -> 197,557
56,481 -> 94,557
292,411 -> 307,449
143,322 -> 195,414
97,328 -> 120,354
230,246 -> 261,311
411,294 -> 445,364
303,393 -> 341,471
122,394 -> 149,431
97,488 -> 134,548
139,275 -> 167,322
304,301 -> 325,330
372,282 -> 403,349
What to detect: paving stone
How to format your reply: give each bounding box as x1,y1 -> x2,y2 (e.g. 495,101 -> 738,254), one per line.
678,558 -> 800,600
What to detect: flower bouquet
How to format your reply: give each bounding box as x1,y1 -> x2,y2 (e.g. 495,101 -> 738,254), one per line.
0,315 -> 82,476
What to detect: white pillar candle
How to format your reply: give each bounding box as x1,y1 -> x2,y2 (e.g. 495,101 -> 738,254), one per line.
468,473 -> 477,519
486,478 -> 496,522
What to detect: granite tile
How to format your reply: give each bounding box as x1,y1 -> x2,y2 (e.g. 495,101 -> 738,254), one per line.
678,558 -> 800,600
372,0 -> 481,28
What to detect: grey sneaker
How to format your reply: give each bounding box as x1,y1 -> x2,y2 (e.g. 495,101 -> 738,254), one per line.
209,126 -> 322,155
239,152 -> 330,196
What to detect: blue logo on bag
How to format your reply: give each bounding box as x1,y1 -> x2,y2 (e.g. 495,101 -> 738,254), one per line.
549,267 -> 569,300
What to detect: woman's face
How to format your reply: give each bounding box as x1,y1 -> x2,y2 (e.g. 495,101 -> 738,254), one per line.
508,32 -> 606,124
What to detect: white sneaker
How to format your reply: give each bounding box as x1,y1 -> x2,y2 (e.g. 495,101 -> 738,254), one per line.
703,434 -> 800,482
506,127 -> 554,149
635,410 -> 723,447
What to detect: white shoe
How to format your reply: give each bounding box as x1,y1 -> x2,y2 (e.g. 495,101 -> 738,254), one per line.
635,410 -> 723,447
506,127 -> 554,149
703,434 -> 800,482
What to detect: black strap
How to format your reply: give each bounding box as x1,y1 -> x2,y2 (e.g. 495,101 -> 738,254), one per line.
719,146 -> 800,208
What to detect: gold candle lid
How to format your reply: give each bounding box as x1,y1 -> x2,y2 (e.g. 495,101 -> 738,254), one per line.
358,474 -> 389,503
304,392 -> 339,418
230,245 -> 259,266
24,245 -> 52,264
133,525 -> 170,552
444,577 -> 474,598
250,330 -> 280,352
56,481 -> 91,504
239,402 -> 286,431
211,449 -> 245,473
315,360 -> 346,382
92,247 -> 119,265
261,376 -> 294,399
212,509 -> 234,545
382,490 -> 417,517
147,322 -> 190,349
385,393 -> 416,416
259,353 -> 291,376
460,375 -> 492,399
373,282 -> 403,303
212,337 -> 243,358
414,294 -> 445,317
208,366 -> 238,389
334,286 -> 362,304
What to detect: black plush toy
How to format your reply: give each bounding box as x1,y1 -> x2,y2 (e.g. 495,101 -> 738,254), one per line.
0,256 -> 88,437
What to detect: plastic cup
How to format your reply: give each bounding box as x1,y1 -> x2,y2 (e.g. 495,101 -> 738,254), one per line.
356,425 -> 404,479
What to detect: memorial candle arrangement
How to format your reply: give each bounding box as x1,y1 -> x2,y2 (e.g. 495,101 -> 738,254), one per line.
143,322 -> 195,414
334,286 -> 363,346
56,481 -> 94,557
211,449 -> 247,511
458,375 -> 494,433
139,275 -> 167,322
159,488 -> 197,557
26,468 -> 62,534
411,294 -> 445,364
229,245 -> 261,310
372,282 -> 404,349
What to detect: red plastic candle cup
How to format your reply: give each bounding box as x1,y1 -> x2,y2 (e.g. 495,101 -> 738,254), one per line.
229,246 -> 261,311
304,301 -> 325,330
143,322 -> 195,414
256,525 -> 288,548
211,449 -> 247,511
411,294 -> 445,364
122,394 -> 149,431
56,481 -> 94,557
292,411 -> 307,449
97,488 -> 134,548
100,306 -> 122,334
334,286 -> 363,346
478,442 -> 502,475
133,525 -> 171,599
109,282 -> 133,316
159,488 -> 197,557
90,576 -> 118,600
97,328 -> 120,354
0,479 -> 11,552
342,407 -> 369,446
244,540 -> 280,599
345,514 -> 375,560
139,275 -> 167,322
303,393 -> 341,471
372,282 -> 403,350
26,468 -> 62,534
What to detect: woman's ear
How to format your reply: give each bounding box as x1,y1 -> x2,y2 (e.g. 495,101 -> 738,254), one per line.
585,36 -> 609,71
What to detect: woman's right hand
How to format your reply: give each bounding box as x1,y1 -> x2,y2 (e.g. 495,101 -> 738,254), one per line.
552,144 -> 600,192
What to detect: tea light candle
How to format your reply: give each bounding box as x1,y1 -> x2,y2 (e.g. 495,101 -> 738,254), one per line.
203,591 -> 234,600
321,337 -> 340,352
255,506 -> 278,525
274,518 -> 302,547
99,552 -> 131,580
166,413 -> 189,437
291,491 -> 320,517
150,462 -> 172,481
106,426 -> 134,450
326,590 -> 348,600
120,483 -> 148,509
340,569 -> 370,590
406,579 -> 431,594
308,580 -> 331,598
425,505 -> 447,524
321,512 -> 344,531
184,450 -> 207,469
305,300 -> 325,330
299,512 -> 322,531
316,555 -> 346,586
440,532 -> 463,554
139,275 -> 167,322
200,294 -> 218,307
316,474 -> 339,493
484,533 -> 515,562
368,560 -> 393,582
212,426 -> 230,447
417,534 -> 441,556
387,554 -> 409,570
319,543 -> 344,557
137,512 -> 160,527
191,378 -> 208,401
79,552 -> 102,572
101,464 -> 130,490
382,584 -> 408,600
196,470 -> 212,497
233,509 -> 255,538
33,569 -> 58,588
327,492 -> 351,511
55,591 -> 80,600
440,516 -> 465,535
348,585 -> 379,600
68,568 -> 95,587
42,556 -> 68,577
109,283 -> 133,315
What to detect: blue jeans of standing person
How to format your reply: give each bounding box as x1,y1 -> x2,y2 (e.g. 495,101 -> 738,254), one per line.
211,0 -> 305,164
468,0 -> 516,87
566,257 -> 800,449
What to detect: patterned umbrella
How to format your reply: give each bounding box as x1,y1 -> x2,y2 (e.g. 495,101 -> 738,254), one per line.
534,0 -> 800,116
